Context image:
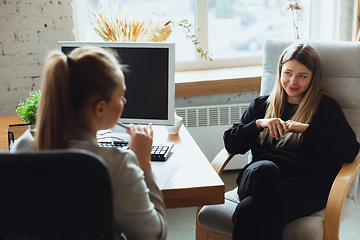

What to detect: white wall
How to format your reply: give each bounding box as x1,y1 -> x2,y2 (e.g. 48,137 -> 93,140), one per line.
338,0 -> 356,41
311,0 -> 355,41
0,0 -> 75,116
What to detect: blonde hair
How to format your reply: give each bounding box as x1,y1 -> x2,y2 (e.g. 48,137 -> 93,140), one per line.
260,42 -> 325,147
34,46 -> 122,150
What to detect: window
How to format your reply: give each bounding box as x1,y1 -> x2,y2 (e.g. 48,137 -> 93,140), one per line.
74,0 -> 312,70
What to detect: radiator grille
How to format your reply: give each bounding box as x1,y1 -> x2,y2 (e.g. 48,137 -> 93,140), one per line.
176,103 -> 250,128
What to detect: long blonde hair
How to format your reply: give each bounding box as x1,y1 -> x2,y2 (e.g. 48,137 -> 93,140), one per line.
260,42 -> 324,147
34,46 -> 122,150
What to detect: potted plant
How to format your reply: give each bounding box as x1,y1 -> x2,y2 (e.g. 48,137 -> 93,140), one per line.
15,90 -> 41,127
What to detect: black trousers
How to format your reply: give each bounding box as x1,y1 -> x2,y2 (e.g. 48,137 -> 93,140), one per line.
232,160 -> 326,240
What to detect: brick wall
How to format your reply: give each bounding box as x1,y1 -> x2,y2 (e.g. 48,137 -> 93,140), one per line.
0,0 -> 75,116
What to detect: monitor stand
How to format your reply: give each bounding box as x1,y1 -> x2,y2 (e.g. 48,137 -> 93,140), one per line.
110,124 -> 131,142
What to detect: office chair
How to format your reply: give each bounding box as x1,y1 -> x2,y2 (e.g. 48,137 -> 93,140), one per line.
7,123 -> 32,150
0,149 -> 114,239
197,38 -> 360,240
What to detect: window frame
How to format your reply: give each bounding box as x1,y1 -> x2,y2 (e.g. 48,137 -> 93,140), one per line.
173,0 -> 263,71
73,0 -> 322,71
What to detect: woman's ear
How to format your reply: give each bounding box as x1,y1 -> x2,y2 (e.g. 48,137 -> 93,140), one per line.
94,100 -> 106,118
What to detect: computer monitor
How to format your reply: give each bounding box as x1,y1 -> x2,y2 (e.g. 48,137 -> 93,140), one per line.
57,41 -> 175,128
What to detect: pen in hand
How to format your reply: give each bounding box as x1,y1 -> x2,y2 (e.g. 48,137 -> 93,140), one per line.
117,121 -> 130,131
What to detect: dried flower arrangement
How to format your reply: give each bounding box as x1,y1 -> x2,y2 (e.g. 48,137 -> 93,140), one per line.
92,5 -> 212,61
178,19 -> 212,61
283,0 -> 304,39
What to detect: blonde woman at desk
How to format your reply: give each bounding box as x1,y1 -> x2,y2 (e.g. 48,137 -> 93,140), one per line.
11,46 -> 166,240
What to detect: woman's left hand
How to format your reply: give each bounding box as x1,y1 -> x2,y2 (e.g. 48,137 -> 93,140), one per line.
284,120 -> 309,134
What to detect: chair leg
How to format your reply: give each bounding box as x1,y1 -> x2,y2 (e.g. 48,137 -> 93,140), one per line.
196,206 -> 209,240
196,206 -> 232,240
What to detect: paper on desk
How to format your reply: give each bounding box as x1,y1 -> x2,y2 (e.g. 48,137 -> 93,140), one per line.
151,161 -> 181,189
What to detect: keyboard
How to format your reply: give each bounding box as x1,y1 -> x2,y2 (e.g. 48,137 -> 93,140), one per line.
98,140 -> 174,161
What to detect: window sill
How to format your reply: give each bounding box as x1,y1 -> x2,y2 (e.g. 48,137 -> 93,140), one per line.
175,65 -> 262,98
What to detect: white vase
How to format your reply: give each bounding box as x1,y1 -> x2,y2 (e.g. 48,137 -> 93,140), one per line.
166,113 -> 183,135
28,124 -> 35,131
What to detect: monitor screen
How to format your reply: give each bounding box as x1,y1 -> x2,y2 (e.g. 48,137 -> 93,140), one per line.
57,41 -> 175,126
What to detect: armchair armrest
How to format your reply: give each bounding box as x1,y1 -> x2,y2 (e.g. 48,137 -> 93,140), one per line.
211,147 -> 235,175
323,152 -> 360,240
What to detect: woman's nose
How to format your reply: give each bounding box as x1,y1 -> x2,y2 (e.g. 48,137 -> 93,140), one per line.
289,76 -> 296,84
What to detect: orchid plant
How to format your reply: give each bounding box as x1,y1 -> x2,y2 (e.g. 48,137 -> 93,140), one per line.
283,0 -> 304,39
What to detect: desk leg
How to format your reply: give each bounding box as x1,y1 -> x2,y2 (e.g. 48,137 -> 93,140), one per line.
196,206 -> 232,240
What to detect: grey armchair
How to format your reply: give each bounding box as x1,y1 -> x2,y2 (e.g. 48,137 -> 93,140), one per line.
197,38 -> 360,240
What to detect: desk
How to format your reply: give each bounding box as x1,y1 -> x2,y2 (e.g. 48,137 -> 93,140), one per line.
0,115 -> 225,209
151,125 -> 224,208
0,115 -> 23,151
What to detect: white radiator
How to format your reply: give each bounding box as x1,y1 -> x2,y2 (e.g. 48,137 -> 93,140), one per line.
176,103 -> 251,170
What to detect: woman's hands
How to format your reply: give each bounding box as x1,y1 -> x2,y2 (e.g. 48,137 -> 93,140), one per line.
256,118 -> 286,140
126,124 -> 153,171
255,118 -> 309,140
284,120 -> 309,134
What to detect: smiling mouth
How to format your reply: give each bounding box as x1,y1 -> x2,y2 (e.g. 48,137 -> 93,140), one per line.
288,86 -> 299,92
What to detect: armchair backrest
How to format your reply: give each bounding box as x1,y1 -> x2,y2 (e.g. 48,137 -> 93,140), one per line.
0,149 -> 114,239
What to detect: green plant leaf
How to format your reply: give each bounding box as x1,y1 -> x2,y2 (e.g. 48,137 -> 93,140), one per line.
15,90 -> 42,124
